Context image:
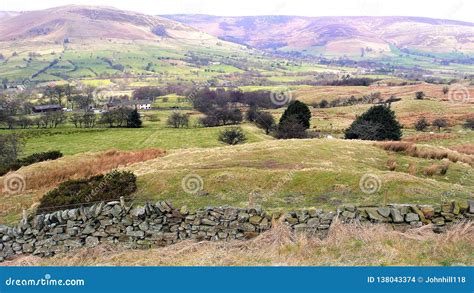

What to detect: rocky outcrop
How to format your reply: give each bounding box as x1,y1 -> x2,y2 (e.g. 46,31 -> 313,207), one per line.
1,199 -> 472,262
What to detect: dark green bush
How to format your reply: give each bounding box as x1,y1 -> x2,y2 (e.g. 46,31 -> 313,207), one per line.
345,105 -> 402,141
0,150 -> 63,176
37,170 -> 136,214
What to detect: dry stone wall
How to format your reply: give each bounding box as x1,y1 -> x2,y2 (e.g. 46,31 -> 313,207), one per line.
1,199 -> 473,262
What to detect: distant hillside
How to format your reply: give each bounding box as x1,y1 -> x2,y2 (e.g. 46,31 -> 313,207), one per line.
0,5 -> 251,83
0,5 -> 214,42
163,15 -> 474,56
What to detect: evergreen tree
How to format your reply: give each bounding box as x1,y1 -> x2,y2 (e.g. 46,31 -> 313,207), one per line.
127,109 -> 142,128
345,105 -> 402,141
279,100 -> 311,129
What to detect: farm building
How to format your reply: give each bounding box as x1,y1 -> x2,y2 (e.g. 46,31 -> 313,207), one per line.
105,98 -> 153,110
32,104 -> 62,113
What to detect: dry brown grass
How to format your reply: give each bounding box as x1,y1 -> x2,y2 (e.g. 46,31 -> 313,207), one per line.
423,162 -> 450,176
449,144 -> 474,156
386,157 -> 397,171
403,133 -> 458,143
376,141 -> 474,166
0,148 -> 166,195
408,162 -> 418,175
3,220 -> 472,266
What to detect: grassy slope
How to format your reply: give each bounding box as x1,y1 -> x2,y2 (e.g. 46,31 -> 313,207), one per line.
128,138 -> 474,211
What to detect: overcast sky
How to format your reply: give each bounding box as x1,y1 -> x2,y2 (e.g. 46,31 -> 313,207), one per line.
1,0 -> 472,22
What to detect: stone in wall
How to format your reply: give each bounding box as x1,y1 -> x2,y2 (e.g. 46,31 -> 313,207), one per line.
0,199 -> 472,262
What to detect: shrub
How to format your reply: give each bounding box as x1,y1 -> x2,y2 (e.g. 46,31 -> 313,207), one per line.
127,109 -> 142,128
199,115 -> 220,127
254,111 -> 275,134
345,105 -> 402,141
279,100 -> 311,129
463,118 -> 474,130
319,99 -> 329,108
432,118 -> 448,132
415,91 -> 425,100
246,106 -> 259,122
414,117 -> 429,132
218,127 -> 247,145
167,112 -> 189,128
276,116 -> 308,139
37,171 -> 137,214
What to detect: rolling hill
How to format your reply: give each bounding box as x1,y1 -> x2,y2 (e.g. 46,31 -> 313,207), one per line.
163,15 -> 474,57
0,5 -> 254,83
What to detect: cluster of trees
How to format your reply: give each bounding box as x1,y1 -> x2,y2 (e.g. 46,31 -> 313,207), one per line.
415,117 -> 449,132
0,133 -> 24,170
246,100 -> 311,139
324,77 -> 380,86
312,92 -> 391,109
167,112 -> 189,128
0,94 -> 67,129
99,108 -> 142,128
192,88 -> 282,112
42,84 -> 95,110
70,112 -> 97,128
132,86 -> 165,100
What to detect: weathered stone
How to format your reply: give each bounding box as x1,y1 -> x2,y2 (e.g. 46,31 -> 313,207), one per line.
180,206 -> 189,215
467,200 -> 474,213
441,203 -> 452,213
377,207 -> 391,218
237,212 -> 250,222
22,243 -> 34,253
241,223 -> 255,232
294,224 -> 307,232
85,236 -> 99,247
286,217 -> 298,225
405,213 -> 419,222
249,216 -> 262,225
307,218 -> 320,227
390,208 -> 404,223
420,206 -> 435,219
452,201 -> 460,215
411,206 -> 429,224
344,205 -> 356,212
82,225 -> 95,235
341,211 -> 356,219
432,217 -> 445,225
99,219 -> 113,226
134,207 -> 146,219
201,219 -> 217,226
138,222 -> 149,231
126,230 -> 145,238
366,208 -> 388,222
459,201 -> 468,213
